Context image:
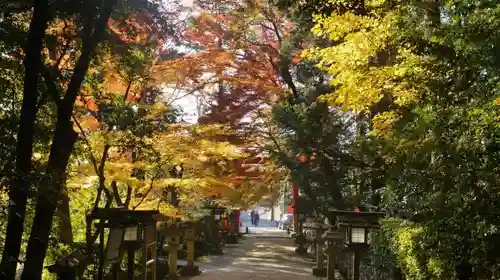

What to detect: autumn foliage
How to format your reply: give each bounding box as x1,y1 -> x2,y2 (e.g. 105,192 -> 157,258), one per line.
154,1 -> 296,202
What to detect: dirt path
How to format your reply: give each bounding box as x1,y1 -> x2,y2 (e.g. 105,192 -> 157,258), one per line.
186,228 -> 322,280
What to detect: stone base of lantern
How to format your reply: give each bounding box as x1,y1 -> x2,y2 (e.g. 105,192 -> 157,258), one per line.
180,265 -> 200,276
312,267 -> 327,277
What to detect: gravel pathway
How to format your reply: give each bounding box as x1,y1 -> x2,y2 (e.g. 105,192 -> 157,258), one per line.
184,227 -> 323,280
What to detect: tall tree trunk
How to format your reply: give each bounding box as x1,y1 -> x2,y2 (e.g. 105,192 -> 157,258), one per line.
57,180 -> 74,244
20,2 -> 116,278
455,231 -> 473,280
0,1 -> 49,279
42,70 -> 75,244
456,262 -> 472,280
321,158 -> 345,210
370,157 -> 384,208
393,267 -> 404,280
21,121 -> 77,280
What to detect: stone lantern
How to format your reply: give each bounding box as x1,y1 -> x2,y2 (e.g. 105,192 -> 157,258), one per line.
179,221 -> 201,276
158,218 -> 183,280
303,222 -> 329,277
322,229 -> 345,280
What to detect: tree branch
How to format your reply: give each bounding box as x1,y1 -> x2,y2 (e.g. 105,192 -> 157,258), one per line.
133,176 -> 157,210
41,65 -> 63,108
72,115 -> 99,173
123,79 -> 134,103
110,180 -> 122,206
91,145 -> 111,208
123,185 -> 132,207
61,0 -> 117,110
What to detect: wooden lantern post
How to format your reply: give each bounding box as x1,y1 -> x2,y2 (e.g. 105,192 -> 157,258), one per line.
45,249 -> 87,280
88,208 -> 160,280
142,223 -> 157,280
328,210 -> 385,280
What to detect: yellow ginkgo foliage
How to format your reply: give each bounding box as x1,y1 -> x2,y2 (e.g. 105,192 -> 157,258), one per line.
303,5 -> 432,132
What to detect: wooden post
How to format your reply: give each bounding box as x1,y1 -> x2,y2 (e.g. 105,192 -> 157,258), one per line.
143,224 -> 157,280
326,243 -> 337,279
327,210 -> 385,280
127,247 -> 135,280
111,263 -> 120,280
97,223 -> 105,280
353,249 -> 361,280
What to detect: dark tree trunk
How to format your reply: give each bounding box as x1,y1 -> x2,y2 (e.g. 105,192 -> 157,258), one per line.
456,262 -> 472,280
321,158 -> 345,210
20,1 -> 116,278
57,180 -> 74,244
0,0 -> 49,279
20,121 -> 77,280
370,158 -> 384,208
456,231 -> 473,280
393,267 -> 404,280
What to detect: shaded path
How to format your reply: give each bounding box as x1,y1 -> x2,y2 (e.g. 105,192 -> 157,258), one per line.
186,227 -> 321,280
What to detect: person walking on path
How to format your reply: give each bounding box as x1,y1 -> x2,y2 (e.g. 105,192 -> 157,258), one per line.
250,210 -> 256,226
253,212 -> 260,227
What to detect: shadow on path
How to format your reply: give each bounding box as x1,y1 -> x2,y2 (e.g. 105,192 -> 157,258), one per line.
184,228 -> 322,280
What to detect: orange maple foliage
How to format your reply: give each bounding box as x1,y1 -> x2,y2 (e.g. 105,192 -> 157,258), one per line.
42,6 -> 184,131
108,14 -> 161,45
158,0 -> 296,198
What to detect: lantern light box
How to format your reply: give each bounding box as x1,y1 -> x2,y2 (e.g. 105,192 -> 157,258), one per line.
328,210 -> 384,248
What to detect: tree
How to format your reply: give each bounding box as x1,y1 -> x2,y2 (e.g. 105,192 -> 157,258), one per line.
0,0 -> 184,278
158,0 -> 295,207
20,1 -> 120,277
0,1 -> 50,278
302,0 -> 500,279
